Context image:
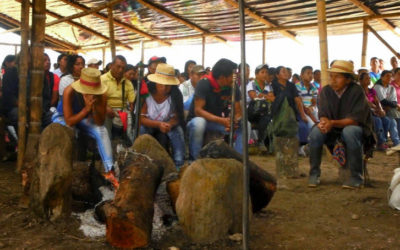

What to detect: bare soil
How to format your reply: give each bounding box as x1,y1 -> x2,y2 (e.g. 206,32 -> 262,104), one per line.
0,150 -> 399,249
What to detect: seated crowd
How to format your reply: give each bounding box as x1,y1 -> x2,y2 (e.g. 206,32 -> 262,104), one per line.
1,53 -> 400,189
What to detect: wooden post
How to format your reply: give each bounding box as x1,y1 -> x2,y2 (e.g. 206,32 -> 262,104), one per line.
16,0 -> 30,173
202,35 -> 205,67
108,7 -> 116,61
361,19 -> 368,67
262,32 -> 266,65
368,25 -> 400,59
102,47 -> 106,70
316,0 -> 329,86
14,45 -> 18,55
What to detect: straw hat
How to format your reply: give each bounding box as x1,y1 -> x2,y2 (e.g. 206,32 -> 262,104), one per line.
327,60 -> 355,75
71,68 -> 108,95
147,63 -> 180,85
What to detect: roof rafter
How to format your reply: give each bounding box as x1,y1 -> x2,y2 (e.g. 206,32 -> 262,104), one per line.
223,0 -> 298,43
136,0 -> 227,43
347,0 -> 400,36
14,0 -> 132,51
58,0 -> 171,46
0,12 -> 79,51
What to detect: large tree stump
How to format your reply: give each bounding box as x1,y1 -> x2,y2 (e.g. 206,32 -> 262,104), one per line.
273,136 -> 299,178
131,134 -> 177,177
104,152 -> 163,249
199,140 -> 277,213
29,123 -> 74,220
176,158 -> 247,244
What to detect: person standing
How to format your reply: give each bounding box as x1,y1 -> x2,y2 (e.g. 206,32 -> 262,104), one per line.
369,57 -> 381,84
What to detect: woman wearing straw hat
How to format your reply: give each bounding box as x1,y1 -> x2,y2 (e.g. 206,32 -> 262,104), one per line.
140,63 -> 185,170
52,67 -> 118,188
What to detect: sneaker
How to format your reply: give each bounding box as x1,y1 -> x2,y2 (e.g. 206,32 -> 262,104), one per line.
342,179 -> 363,189
298,145 -> 307,157
308,175 -> 320,187
103,171 -> 119,190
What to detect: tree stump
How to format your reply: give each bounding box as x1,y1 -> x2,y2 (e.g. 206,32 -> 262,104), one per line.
104,152 -> 163,249
273,136 -> 299,178
176,158 -> 248,244
199,140 -> 277,213
29,123 -> 75,220
131,134 -> 177,177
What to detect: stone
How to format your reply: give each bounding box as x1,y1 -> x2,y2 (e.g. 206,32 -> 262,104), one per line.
176,158 -> 250,244
273,136 -> 299,178
229,233 -> 243,242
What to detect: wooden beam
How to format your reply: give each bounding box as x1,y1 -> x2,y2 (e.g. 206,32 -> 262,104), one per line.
108,7 -> 116,60
0,13 -> 78,51
347,0 -> 400,37
17,0 -> 29,173
14,0 -> 132,50
316,0 -> 329,87
368,25 -> 400,59
223,0 -> 298,43
136,0 -> 226,43
262,32 -> 266,65
361,19 -> 368,67
58,0 -> 171,46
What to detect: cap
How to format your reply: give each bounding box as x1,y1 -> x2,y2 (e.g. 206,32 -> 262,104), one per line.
148,56 -> 167,66
191,65 -> 206,74
87,58 -> 102,66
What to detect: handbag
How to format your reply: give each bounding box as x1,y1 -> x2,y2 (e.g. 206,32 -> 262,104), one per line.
248,98 -> 272,123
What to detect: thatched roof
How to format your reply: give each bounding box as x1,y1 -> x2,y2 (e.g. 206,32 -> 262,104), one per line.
1,0 -> 399,52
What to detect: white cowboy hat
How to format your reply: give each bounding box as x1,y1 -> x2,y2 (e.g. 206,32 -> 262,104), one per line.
147,63 -> 180,85
71,67 -> 108,95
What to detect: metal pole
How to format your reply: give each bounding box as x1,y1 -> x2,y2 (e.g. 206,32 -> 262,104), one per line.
229,76 -> 236,147
238,0 -> 249,249
134,41 -> 145,140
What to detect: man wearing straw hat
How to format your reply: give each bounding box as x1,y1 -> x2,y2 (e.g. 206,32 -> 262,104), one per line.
308,60 -> 374,189
52,67 -> 119,189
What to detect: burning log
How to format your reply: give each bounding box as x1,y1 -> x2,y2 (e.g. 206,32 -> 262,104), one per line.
29,123 -> 74,220
199,140 -> 277,213
176,158 -> 248,244
104,152 -> 163,249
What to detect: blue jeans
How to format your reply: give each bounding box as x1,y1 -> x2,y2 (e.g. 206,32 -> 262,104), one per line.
140,125 -> 185,170
187,117 -> 243,160
52,112 -> 114,172
382,116 -> 400,146
309,125 -> 363,183
373,115 -> 386,145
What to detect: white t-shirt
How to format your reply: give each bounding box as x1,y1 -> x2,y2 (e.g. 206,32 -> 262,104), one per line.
53,68 -> 64,78
246,80 -> 272,104
145,95 -> 174,122
179,79 -> 195,103
58,74 -> 75,96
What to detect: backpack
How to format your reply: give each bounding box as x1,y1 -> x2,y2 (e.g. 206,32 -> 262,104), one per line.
272,97 -> 298,137
248,99 -> 272,123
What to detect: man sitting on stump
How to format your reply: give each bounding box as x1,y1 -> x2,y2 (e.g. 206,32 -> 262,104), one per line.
187,58 -> 242,160
308,60 -> 373,189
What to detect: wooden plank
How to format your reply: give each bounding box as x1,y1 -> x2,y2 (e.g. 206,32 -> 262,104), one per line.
58,0 -> 171,46
347,0 -> 400,37
16,0 -> 29,173
108,7 -> 116,61
316,0 -> 329,87
368,25 -> 400,59
136,0 -> 226,43
223,0 -> 298,43
361,19 -> 368,67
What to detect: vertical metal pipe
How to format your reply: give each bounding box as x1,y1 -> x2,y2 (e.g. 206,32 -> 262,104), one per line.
229,77 -> 236,147
238,0 -> 249,249
316,0 -> 329,87
16,0 -> 30,173
134,41 -> 145,140
108,7 -> 116,61
202,35 -> 206,67
361,19 -> 368,67
262,31 -> 266,65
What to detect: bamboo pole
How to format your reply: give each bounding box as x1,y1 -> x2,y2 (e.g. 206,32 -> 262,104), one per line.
16,0 -> 30,173
316,0 -> 329,87
202,36 -> 205,67
102,47 -> 106,69
238,0 -> 250,249
134,40 -> 145,140
361,19 -> 368,67
368,25 -> 400,59
262,32 -> 266,65
108,7 -> 116,61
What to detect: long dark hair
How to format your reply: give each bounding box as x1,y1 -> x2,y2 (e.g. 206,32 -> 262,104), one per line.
147,81 -> 185,128
61,54 -> 85,78
182,60 -> 196,80
1,55 -> 16,70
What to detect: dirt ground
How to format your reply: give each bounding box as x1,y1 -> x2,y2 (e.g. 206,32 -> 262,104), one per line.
0,150 -> 399,249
